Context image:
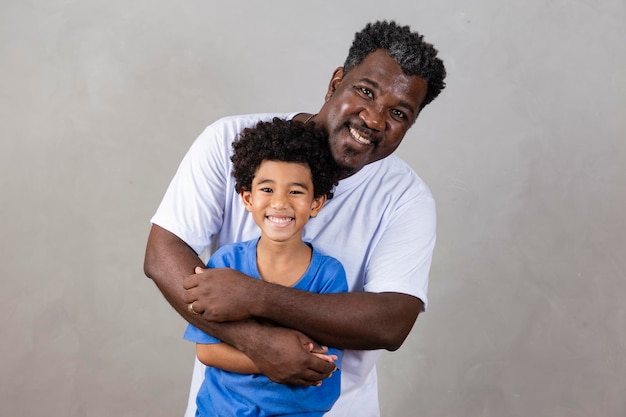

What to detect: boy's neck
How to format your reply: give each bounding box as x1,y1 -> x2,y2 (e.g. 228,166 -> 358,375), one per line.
256,237 -> 312,287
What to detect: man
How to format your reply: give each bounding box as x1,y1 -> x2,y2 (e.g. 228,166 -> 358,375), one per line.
144,20 -> 446,416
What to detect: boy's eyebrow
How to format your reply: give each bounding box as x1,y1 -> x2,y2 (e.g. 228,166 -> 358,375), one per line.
256,178 -> 310,190
289,181 -> 310,190
256,178 -> 276,185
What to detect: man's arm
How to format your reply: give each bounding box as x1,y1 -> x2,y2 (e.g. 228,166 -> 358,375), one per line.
143,224 -> 336,384
183,270 -> 422,351
259,287 -> 422,351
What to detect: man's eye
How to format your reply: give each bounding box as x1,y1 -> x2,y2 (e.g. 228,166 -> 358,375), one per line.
357,86 -> 373,98
361,87 -> 374,97
392,109 -> 407,120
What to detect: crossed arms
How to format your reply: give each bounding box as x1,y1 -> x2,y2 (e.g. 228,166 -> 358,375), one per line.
144,224 -> 422,386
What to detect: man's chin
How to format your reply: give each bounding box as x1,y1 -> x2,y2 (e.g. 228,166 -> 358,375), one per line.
332,147 -> 369,178
337,166 -> 357,179
336,161 -> 365,179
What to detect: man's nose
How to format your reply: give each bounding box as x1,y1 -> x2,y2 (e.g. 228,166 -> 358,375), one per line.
359,104 -> 386,131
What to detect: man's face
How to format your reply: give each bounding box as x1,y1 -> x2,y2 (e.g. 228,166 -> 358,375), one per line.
317,49 -> 428,177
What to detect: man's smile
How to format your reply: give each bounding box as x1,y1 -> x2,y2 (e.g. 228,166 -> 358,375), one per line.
349,126 -> 374,146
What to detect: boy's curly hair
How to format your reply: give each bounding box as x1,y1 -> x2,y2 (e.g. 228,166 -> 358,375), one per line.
231,118 -> 340,199
343,20 -> 447,109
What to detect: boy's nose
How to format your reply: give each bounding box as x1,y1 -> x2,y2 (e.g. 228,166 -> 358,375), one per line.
270,193 -> 287,209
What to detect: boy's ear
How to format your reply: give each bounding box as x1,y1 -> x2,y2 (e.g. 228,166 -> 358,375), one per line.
240,190 -> 253,211
309,194 -> 327,218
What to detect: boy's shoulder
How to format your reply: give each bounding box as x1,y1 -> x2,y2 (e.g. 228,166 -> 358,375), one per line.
208,238 -> 258,266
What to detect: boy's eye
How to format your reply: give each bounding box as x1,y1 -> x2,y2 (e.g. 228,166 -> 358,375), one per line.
260,187 -> 273,193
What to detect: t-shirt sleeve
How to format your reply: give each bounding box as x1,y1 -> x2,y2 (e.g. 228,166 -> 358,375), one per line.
150,124 -> 231,255
363,189 -> 436,311
183,324 -> 220,344
149,113 -> 297,256
317,257 -> 349,295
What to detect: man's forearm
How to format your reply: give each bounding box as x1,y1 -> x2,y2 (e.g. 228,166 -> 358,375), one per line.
144,224 -> 207,325
254,283 -> 423,351
182,258 -> 423,351
143,225 -> 261,343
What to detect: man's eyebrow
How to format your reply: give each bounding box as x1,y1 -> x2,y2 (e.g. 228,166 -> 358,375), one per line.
361,77 -> 381,90
396,100 -> 417,118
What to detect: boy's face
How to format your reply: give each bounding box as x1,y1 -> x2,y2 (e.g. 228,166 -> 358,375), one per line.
240,160 -> 326,245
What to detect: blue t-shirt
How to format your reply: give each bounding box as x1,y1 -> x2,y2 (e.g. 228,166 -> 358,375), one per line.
184,238 -> 348,417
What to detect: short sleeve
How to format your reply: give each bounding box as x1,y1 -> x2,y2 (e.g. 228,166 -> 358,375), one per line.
183,324 -> 220,344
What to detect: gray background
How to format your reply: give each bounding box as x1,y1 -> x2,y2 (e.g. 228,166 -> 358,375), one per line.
1,1 -> 625,416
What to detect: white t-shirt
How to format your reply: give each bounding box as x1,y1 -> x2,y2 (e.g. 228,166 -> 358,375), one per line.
151,113 -> 436,417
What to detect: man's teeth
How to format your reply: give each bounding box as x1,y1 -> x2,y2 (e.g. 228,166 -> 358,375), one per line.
349,127 -> 372,145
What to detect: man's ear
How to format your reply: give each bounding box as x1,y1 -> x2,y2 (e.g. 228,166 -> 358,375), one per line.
309,194 -> 328,218
325,67 -> 345,102
240,190 -> 253,211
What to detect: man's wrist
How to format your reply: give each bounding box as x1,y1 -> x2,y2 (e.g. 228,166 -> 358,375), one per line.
250,278 -> 276,319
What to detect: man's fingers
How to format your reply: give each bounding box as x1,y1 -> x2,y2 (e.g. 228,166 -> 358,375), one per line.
287,369 -> 334,387
307,354 -> 336,375
182,273 -> 199,290
181,274 -> 199,303
187,300 -> 204,316
264,352 -> 336,386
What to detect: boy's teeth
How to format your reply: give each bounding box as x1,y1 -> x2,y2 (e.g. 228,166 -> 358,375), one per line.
268,216 -> 292,224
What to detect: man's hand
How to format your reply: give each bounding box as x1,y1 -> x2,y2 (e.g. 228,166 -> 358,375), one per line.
239,325 -> 337,386
182,266 -> 261,322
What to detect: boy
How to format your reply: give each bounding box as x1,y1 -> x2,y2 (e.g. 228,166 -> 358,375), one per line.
183,118 -> 347,416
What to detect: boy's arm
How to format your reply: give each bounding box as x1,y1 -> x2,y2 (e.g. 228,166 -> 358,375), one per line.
196,342 -> 338,375
196,343 -> 260,374
143,224 -> 337,385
